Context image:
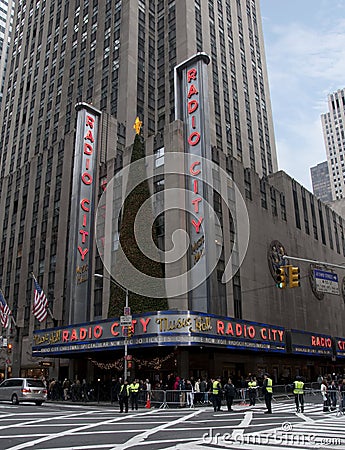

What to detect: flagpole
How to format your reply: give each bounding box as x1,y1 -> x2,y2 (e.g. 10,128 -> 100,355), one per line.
10,315 -> 17,328
4,315 -> 10,380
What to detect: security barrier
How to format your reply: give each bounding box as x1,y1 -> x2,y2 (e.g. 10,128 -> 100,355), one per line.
91,384 -> 345,410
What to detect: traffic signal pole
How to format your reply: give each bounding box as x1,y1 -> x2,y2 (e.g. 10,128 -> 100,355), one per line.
124,288 -> 129,382
283,255 -> 345,270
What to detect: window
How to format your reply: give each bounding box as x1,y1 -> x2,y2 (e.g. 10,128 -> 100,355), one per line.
154,147 -> 164,167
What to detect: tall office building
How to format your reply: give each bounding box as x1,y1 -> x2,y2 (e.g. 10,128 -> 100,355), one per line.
0,0 -> 15,106
0,0 -> 277,377
4,1 -> 344,382
310,161 -> 332,203
321,88 -> 345,201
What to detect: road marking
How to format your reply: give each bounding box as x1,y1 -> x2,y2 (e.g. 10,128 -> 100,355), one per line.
6,409 -> 156,450
109,408 -> 203,450
230,411 -> 253,440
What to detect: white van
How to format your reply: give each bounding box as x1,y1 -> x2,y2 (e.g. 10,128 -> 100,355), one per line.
0,378 -> 47,405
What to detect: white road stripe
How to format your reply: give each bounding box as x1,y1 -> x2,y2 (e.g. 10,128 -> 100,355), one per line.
108,408 -> 203,450
6,409 -> 157,450
0,410 -> 97,431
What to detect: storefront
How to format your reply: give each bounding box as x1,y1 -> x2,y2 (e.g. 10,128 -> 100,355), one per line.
30,309 -> 341,382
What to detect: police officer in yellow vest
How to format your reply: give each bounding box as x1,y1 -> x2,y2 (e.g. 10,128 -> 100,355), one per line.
212,377 -> 222,412
293,376 -> 305,413
129,378 -> 140,410
248,376 -> 257,406
263,373 -> 273,414
118,380 -> 130,413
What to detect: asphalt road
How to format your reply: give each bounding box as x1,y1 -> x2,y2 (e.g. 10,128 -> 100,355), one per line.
0,397 -> 344,450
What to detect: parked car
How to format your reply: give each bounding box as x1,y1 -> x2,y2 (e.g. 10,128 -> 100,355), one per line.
0,378 -> 47,405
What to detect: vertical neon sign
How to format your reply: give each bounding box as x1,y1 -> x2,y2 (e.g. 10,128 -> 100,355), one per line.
175,53 -> 211,312
68,103 -> 101,323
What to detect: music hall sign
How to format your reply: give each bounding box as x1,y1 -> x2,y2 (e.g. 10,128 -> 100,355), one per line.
32,310 -> 286,356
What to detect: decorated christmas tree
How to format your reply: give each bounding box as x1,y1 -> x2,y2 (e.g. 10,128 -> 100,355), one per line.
108,124 -> 168,317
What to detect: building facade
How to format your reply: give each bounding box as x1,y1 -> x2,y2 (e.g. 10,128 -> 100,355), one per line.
310,161 -> 332,203
0,0 -> 344,383
0,0 -> 14,107
321,88 -> 345,201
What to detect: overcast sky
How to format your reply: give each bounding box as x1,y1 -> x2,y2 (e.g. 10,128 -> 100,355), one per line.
260,0 -> 345,191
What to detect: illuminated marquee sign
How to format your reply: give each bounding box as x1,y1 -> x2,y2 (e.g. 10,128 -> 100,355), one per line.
32,310 -> 286,356
67,103 -> 101,323
335,337 -> 345,358
175,53 -> 212,312
290,329 -> 333,356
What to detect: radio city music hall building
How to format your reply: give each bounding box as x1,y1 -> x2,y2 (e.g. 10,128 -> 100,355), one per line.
0,0 -> 345,382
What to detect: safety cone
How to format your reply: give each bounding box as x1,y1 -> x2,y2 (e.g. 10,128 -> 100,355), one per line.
145,398 -> 151,408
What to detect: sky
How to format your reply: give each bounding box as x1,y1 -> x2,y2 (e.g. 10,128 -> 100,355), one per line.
260,0 -> 345,191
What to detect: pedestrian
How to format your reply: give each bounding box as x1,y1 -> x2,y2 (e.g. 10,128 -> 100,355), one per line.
129,378 -> 140,410
321,379 -> 329,412
206,378 -> 213,404
118,380 -> 130,413
248,376 -> 257,406
339,379 -> 345,413
62,378 -> 70,400
144,378 -> 151,400
224,378 -> 236,411
194,378 -> 201,404
262,373 -> 273,414
328,380 -> 337,411
114,377 -> 122,402
185,379 -> 194,408
292,376 -> 304,413
212,377 -> 222,412
199,378 -> 207,404
179,378 -> 186,407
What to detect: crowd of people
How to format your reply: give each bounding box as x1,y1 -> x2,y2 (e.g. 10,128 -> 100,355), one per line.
40,371 -> 345,414
318,375 -> 345,413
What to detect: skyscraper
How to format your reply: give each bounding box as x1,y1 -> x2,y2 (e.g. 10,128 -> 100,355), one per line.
0,0 -> 15,107
5,1 -> 343,382
310,161 -> 332,203
321,88 -> 345,201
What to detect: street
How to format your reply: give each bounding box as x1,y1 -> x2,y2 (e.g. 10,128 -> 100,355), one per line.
0,397 -> 344,450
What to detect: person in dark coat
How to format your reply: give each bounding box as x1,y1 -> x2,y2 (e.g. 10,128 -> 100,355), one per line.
212,377 -> 222,412
328,380 -> 337,411
114,377 -> 122,402
262,373 -> 273,414
118,380 -> 130,413
224,378 -> 236,411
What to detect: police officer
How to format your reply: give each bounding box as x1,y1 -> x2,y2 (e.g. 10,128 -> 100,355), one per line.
248,376 -> 257,406
129,378 -> 140,410
118,380 -> 130,413
212,377 -> 222,412
293,376 -> 304,413
263,373 -> 273,414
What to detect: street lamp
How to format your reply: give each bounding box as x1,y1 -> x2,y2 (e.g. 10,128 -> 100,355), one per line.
94,274 -> 130,381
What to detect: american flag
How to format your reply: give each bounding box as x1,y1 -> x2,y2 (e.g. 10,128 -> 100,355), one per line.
32,279 -> 48,322
0,291 -> 11,328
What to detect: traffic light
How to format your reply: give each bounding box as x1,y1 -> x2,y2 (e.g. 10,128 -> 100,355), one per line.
289,266 -> 300,288
276,267 -> 287,289
7,343 -> 12,354
127,326 -> 133,338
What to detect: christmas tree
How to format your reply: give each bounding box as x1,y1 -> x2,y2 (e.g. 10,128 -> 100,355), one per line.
108,131 -> 168,317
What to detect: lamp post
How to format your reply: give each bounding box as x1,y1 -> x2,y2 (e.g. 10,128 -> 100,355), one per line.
94,274 -> 130,381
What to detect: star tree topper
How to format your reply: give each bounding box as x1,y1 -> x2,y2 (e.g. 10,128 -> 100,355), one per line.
133,116 -> 142,135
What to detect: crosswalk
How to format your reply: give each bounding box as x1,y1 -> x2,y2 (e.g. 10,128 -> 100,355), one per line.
169,402 -> 345,450
0,401 -> 344,450
219,417 -> 345,449
196,403 -> 345,449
